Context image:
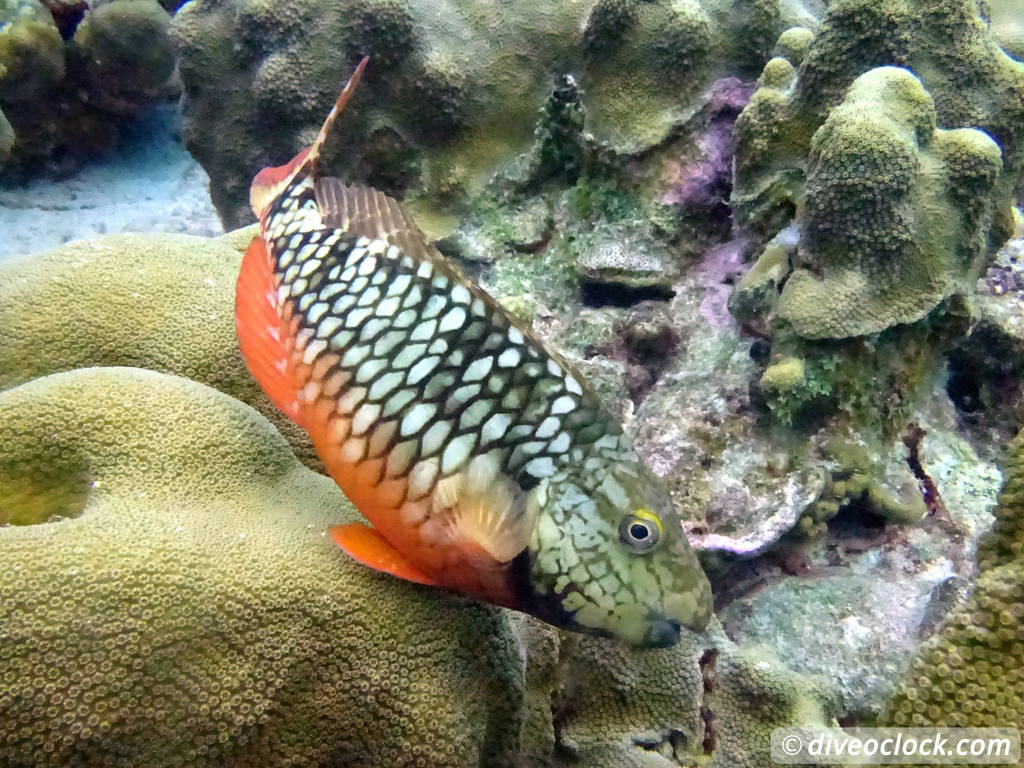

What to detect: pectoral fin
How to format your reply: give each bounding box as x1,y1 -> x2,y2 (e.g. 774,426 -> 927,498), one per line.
328,523 -> 439,587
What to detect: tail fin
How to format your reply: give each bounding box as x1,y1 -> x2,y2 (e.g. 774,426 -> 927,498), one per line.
249,56 -> 369,219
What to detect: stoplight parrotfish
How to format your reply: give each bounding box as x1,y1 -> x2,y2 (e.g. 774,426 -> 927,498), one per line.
235,58 -> 712,648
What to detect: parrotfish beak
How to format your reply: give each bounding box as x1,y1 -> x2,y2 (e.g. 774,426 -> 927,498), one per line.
644,618 -> 682,649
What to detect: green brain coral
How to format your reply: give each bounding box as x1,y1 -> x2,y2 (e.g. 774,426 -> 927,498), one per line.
553,627 -> 838,767
0,231 -> 319,470
779,66 -> 1002,339
882,428 -> 1024,731
0,367 -> 527,767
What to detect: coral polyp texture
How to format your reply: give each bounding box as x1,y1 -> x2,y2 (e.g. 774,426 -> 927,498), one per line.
726,0 -> 1024,432
0,0 -> 176,176
0,230 -> 319,470
171,0 -> 817,228
882,428 -> 1024,730
778,66 -> 1002,340
0,367 -> 525,767
0,365 -> 841,767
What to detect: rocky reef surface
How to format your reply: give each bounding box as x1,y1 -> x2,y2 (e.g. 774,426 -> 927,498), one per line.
1,0 -> 1023,763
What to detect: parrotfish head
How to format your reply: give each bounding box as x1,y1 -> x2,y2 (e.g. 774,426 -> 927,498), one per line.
519,459 -> 713,648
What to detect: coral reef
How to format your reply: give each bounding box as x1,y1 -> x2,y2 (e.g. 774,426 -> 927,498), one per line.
882,427 -> 1024,730
946,215 -> 1024,455
732,62 -> 1005,345
171,0 -> 818,228
0,231 -> 316,468
0,364 -> 841,767
0,367 -> 526,767
734,0 -> 1024,238
553,623 -> 839,767
778,67 -> 1002,340
0,0 -> 177,176
727,0 -> 1024,441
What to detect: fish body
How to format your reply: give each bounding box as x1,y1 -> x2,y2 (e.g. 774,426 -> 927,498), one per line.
236,59 -> 712,647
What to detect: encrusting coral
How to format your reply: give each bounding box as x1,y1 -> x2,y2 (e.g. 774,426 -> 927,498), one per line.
0,367 -> 527,767
171,0 -> 818,228
882,427 -> 1024,730
0,231 -> 319,470
0,366 -> 842,767
0,0 -> 177,176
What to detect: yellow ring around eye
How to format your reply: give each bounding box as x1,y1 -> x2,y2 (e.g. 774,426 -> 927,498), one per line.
632,508 -> 664,536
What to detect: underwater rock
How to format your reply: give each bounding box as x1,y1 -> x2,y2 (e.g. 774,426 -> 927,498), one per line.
0,231 -> 317,469
946,218 -> 1024,455
171,0 -> 820,229
0,367 -> 527,767
0,0 -> 177,177
0,106 -> 12,161
719,389 -> 1002,718
881,426 -> 1024,730
0,105 -> 223,256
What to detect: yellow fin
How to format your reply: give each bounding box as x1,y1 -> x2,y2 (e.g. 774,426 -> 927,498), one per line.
434,453 -> 536,564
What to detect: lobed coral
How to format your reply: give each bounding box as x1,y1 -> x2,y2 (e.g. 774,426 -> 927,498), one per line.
882,428 -> 1024,730
737,66 -> 1004,341
726,0 -> 1023,439
729,0 -> 1024,433
0,0 -> 177,176
734,0 -> 1024,235
779,67 -> 1002,339
172,0 -> 816,229
552,625 -> 838,767
0,367 -> 527,767
0,231 -> 319,470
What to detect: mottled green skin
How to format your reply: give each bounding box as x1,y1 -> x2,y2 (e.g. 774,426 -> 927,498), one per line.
0,367 -> 531,767
172,0 -> 804,228
882,428 -> 1024,731
259,171 -> 711,646
0,232 -> 320,470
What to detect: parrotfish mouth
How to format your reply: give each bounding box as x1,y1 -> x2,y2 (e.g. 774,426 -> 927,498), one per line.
643,618 -> 682,649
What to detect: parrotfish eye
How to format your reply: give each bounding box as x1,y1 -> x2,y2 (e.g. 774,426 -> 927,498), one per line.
618,508 -> 663,553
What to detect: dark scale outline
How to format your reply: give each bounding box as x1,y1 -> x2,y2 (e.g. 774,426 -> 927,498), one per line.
265,174 -> 617,509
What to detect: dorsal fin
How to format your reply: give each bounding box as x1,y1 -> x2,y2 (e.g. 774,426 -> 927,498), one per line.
301,56 -> 368,179
314,177 -> 443,265
249,57 -> 368,220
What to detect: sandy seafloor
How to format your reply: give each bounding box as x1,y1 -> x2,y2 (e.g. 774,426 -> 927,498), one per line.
0,105 -> 223,260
